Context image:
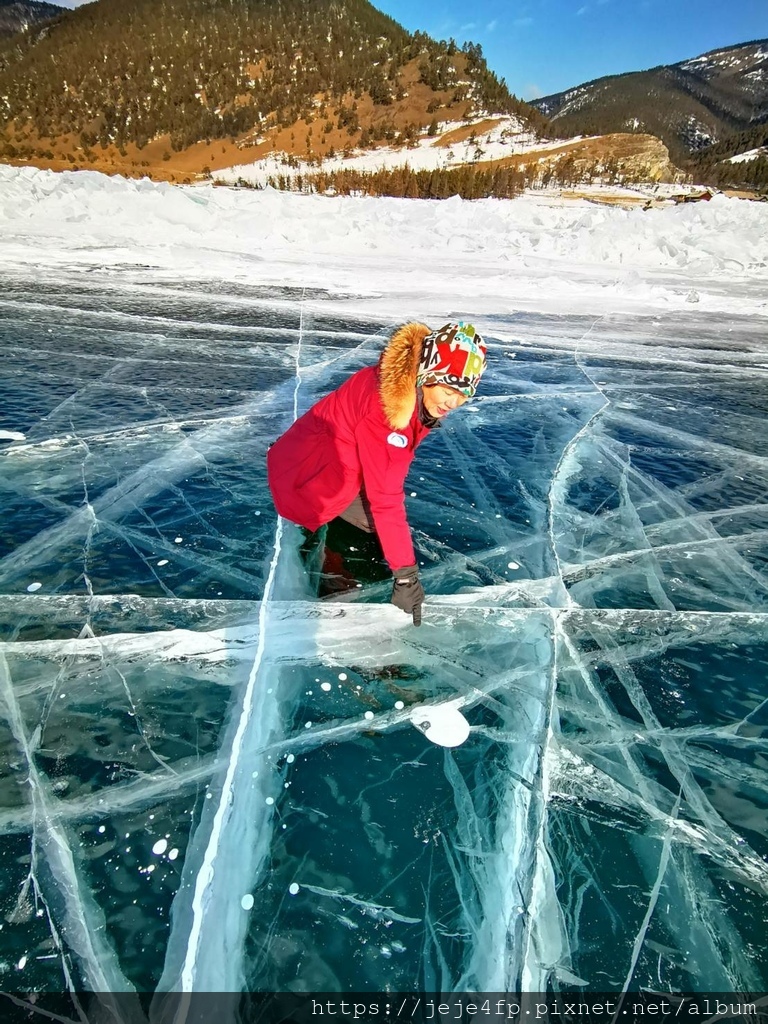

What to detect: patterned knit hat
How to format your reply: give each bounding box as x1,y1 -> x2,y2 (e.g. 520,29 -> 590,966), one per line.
417,322 -> 487,398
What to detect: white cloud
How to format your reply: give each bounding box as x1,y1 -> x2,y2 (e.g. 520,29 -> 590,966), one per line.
514,16 -> 534,27
577,4 -> 589,13
460,22 -> 477,32
486,19 -> 498,32
524,83 -> 543,99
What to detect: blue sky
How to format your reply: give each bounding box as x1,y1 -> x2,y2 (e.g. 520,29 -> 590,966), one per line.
57,0 -> 767,101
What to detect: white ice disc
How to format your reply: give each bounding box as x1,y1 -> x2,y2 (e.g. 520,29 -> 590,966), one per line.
409,705 -> 470,748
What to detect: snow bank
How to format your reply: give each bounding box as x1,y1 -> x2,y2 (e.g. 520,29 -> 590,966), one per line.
1,163 -> 767,316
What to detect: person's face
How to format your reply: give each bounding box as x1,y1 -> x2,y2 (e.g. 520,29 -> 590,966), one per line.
421,384 -> 469,419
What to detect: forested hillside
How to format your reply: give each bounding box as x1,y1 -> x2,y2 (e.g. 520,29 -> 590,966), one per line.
0,0 -> 545,171
687,121 -> 768,189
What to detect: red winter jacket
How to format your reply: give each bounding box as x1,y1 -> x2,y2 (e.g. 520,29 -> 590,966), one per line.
267,322 -> 433,571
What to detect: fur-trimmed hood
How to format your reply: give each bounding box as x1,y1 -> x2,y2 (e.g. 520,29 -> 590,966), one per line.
378,321 -> 431,429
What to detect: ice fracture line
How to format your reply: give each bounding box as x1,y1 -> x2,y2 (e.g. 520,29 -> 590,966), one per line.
174,292 -> 307,1002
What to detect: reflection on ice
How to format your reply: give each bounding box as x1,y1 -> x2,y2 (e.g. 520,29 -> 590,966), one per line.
0,274 -> 767,1003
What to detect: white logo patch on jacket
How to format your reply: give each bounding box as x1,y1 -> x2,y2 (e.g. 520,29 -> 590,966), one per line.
386,432 -> 408,449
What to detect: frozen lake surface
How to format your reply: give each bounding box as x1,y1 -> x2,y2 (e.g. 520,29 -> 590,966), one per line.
1,265 -> 767,1007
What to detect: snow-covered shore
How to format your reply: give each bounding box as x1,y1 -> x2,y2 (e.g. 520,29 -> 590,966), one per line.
1,163 -> 766,318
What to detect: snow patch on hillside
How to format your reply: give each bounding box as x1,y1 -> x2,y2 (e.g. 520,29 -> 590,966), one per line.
728,147 -> 768,163
216,117 -> 571,187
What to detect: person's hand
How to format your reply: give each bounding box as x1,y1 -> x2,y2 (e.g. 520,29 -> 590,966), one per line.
391,565 -> 424,626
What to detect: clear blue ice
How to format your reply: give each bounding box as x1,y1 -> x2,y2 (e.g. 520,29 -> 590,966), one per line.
0,268 -> 767,1008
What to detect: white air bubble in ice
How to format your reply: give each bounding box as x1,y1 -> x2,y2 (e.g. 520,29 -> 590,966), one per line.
321,682 -> 332,691
241,894 -> 254,910
26,582 -> 42,592
288,883 -> 300,895
152,839 -> 168,856
410,705 -> 471,747
157,559 -> 169,567
364,711 -> 374,720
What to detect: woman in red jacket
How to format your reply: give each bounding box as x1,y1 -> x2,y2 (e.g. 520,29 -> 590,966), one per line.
267,321 -> 487,625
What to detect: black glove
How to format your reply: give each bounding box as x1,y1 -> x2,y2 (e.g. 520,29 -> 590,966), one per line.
391,565 -> 424,626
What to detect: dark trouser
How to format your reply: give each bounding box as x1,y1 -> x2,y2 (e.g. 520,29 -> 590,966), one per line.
337,491 -> 376,533
299,492 -> 391,597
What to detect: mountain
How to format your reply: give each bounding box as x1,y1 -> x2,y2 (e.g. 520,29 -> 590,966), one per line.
0,0 -> 64,39
0,0 -> 546,179
532,39 -> 768,163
